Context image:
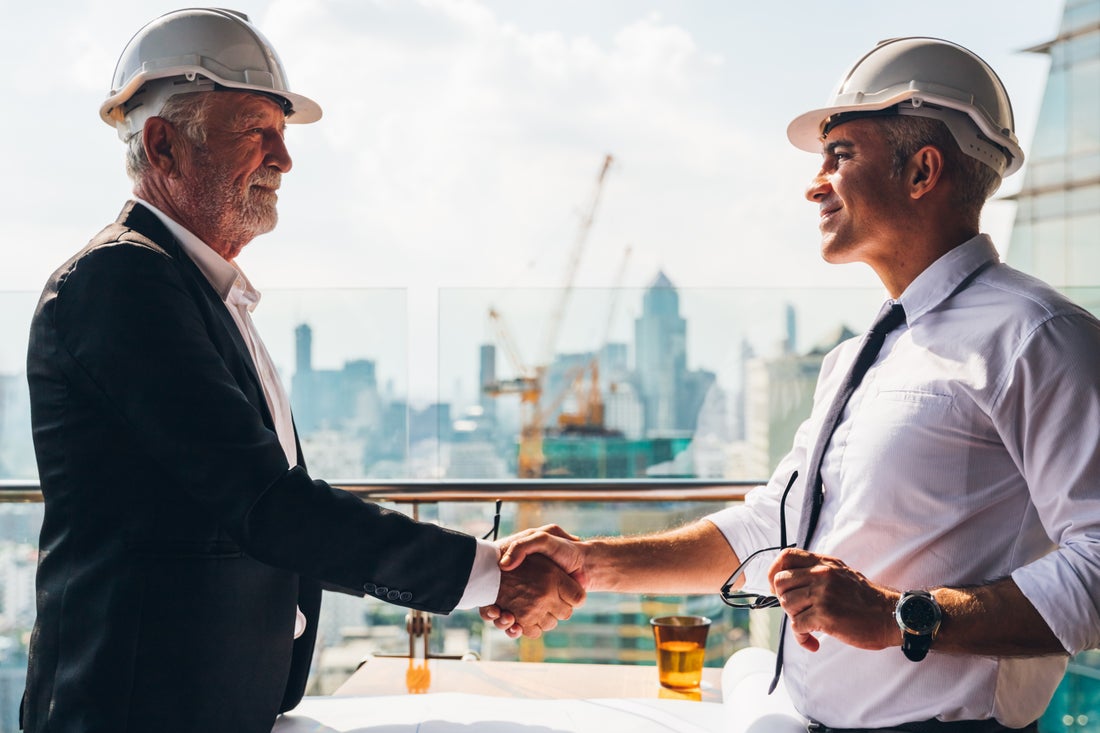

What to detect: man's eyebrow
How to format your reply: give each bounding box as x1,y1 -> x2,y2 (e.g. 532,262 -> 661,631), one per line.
824,139 -> 855,155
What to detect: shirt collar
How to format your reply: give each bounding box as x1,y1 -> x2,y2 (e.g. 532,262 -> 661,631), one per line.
897,234 -> 999,324
133,198 -> 260,309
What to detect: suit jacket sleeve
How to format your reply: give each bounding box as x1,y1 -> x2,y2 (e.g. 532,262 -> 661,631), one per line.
47,237 -> 475,613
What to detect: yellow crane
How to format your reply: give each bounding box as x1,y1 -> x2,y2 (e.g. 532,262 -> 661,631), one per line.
483,154 -> 615,477
555,245 -> 631,435
483,307 -> 546,479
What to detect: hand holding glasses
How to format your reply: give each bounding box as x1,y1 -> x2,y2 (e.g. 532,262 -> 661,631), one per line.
720,471 -> 798,609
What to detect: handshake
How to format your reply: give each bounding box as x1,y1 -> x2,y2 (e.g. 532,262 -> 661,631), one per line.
479,525 -> 592,639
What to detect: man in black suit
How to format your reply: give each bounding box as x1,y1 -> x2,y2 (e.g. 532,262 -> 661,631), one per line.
23,9 -> 582,733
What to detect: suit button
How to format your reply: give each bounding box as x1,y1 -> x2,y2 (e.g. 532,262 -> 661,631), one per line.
363,582 -> 376,593
399,592 -> 413,602
387,590 -> 401,601
375,586 -> 389,597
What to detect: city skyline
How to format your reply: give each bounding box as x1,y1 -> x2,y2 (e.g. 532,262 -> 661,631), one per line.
0,2 -> 1068,421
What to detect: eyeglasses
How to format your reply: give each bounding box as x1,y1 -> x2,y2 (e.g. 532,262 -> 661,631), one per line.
720,471 -> 798,609
481,499 -> 502,542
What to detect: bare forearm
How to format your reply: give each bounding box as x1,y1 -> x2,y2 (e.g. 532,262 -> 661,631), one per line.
581,519 -> 737,595
931,578 -> 1065,657
771,551 -> 1067,658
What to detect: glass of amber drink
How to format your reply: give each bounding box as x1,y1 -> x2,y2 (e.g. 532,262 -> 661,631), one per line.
650,615 -> 711,689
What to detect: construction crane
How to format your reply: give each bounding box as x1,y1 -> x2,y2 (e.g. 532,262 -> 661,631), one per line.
555,245 -> 631,435
483,308 -> 545,479
539,154 -> 614,369
483,154 -> 615,477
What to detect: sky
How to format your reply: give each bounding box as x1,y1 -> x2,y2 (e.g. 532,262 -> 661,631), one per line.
0,0 -> 1068,402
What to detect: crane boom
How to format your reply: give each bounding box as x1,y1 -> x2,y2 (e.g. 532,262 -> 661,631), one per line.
539,154 -> 614,366
482,153 -> 616,478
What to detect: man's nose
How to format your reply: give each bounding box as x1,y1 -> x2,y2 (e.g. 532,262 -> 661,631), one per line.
266,131 -> 292,173
805,170 -> 830,202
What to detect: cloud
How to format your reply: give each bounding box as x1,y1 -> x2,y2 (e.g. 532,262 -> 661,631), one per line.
253,0 -> 756,293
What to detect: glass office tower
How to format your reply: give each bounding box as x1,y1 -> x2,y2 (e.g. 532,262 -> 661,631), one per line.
1006,0 -> 1100,315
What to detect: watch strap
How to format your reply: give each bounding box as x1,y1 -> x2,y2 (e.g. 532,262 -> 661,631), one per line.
901,631 -> 933,662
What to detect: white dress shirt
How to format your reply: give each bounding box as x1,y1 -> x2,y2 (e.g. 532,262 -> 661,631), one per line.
707,235 -> 1100,728
136,200 -> 501,628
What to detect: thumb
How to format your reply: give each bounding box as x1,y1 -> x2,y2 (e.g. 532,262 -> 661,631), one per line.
499,536 -> 544,571
559,574 -> 586,607
795,631 -> 820,652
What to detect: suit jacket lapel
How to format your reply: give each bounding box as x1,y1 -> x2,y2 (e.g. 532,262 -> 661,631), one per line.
117,202 -> 277,432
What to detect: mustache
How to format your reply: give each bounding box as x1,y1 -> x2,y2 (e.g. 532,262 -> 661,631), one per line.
250,169 -> 281,190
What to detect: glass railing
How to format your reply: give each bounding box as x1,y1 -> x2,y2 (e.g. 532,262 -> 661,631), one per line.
0,485 -> 758,704
295,484 -> 759,696
3,284 -> 1099,732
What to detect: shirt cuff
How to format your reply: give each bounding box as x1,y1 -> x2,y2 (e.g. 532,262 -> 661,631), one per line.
454,539 -> 502,610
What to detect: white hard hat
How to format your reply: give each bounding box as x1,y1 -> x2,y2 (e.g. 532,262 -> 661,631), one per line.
100,8 -> 321,141
787,37 -> 1024,176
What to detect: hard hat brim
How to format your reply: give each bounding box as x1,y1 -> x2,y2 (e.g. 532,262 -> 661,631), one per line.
787,93 -> 1024,177
786,86 -> 923,154
100,77 -> 322,129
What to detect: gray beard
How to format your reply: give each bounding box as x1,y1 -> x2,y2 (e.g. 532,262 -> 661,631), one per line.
185,162 -> 281,254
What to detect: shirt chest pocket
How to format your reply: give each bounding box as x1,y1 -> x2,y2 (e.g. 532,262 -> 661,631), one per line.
840,388 -> 966,490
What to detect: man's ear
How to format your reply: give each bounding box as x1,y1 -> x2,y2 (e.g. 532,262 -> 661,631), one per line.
142,117 -> 180,177
907,145 -> 944,200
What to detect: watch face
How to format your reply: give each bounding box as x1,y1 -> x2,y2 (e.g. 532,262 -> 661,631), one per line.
900,595 -> 940,634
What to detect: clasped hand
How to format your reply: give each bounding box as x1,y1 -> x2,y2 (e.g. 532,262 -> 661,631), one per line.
767,548 -> 901,652
481,528 -> 904,652
482,525 -> 589,638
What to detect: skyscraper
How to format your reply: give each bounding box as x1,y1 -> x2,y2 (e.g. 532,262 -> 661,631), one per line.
1005,0 -> 1100,309
478,343 -> 497,423
634,271 -> 688,436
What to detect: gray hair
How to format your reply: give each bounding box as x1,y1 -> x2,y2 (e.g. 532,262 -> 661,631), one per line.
124,92 -> 211,182
875,115 -> 1002,225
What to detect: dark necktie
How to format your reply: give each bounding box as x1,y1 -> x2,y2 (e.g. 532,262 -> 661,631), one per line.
769,301 -> 906,694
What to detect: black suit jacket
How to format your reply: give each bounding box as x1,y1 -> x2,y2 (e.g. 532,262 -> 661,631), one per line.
24,202 -> 477,733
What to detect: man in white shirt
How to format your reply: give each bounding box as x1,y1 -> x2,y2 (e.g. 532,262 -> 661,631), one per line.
485,38 -> 1100,731
24,9 -> 582,733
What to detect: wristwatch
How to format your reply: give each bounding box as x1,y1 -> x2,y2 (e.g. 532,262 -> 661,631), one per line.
895,589 -> 942,662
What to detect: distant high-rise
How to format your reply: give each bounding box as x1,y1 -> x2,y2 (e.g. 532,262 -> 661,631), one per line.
743,323 -> 856,480
295,323 -> 313,375
633,272 -> 715,438
1006,0 -> 1100,307
784,302 -> 797,355
289,323 -> 394,474
478,343 -> 497,422
634,271 -> 687,436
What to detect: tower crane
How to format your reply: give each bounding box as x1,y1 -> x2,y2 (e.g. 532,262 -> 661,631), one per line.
556,245 -> 631,434
483,154 -> 615,477
483,308 -> 545,478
